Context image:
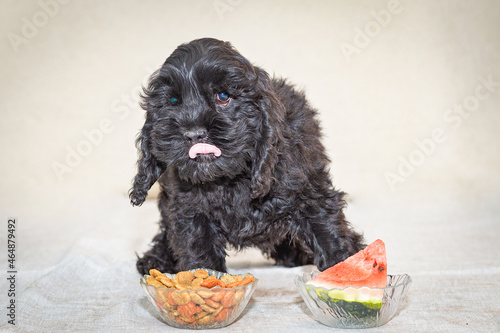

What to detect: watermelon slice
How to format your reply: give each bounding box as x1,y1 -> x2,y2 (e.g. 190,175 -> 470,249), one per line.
306,239 -> 387,317
308,239 -> 387,289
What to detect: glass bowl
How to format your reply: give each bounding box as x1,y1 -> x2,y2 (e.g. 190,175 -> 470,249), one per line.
294,272 -> 411,328
140,268 -> 258,329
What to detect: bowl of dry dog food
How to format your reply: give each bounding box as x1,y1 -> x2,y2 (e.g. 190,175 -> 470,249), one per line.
140,268 -> 258,329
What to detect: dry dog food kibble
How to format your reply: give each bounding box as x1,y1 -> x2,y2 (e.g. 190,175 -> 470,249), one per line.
146,269 -> 255,327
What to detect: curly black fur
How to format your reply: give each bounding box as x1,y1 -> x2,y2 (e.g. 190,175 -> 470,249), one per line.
130,38 -> 364,274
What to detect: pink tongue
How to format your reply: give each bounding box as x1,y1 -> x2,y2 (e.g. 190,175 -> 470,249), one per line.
189,143 -> 222,159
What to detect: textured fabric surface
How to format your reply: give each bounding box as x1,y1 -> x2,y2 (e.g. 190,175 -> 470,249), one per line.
2,217 -> 499,332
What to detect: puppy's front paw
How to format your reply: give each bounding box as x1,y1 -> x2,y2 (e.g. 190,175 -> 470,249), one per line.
136,253 -> 176,275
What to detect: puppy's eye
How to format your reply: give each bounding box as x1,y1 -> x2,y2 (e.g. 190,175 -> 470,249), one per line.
215,92 -> 230,106
170,97 -> 179,106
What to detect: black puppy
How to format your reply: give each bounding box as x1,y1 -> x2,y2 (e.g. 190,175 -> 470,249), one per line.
130,38 -> 364,274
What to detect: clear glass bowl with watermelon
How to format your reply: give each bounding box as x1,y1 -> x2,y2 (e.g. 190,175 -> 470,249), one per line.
294,240 -> 412,328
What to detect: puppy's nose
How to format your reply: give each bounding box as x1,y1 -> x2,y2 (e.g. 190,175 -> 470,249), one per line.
184,128 -> 208,143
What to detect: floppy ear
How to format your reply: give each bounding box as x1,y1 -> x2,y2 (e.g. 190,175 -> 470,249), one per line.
129,122 -> 166,206
129,69 -> 166,206
250,68 -> 285,199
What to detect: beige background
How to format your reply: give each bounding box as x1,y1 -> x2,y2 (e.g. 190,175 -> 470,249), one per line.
1,0 -> 499,265
1,0 -> 499,331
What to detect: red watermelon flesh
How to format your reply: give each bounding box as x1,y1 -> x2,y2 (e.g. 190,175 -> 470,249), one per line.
308,239 -> 387,289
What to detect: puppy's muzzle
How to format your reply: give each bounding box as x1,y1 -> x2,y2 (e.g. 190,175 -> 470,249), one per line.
184,128 -> 208,143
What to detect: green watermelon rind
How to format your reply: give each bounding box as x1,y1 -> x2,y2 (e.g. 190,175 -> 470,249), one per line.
328,299 -> 381,318
306,285 -> 383,319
